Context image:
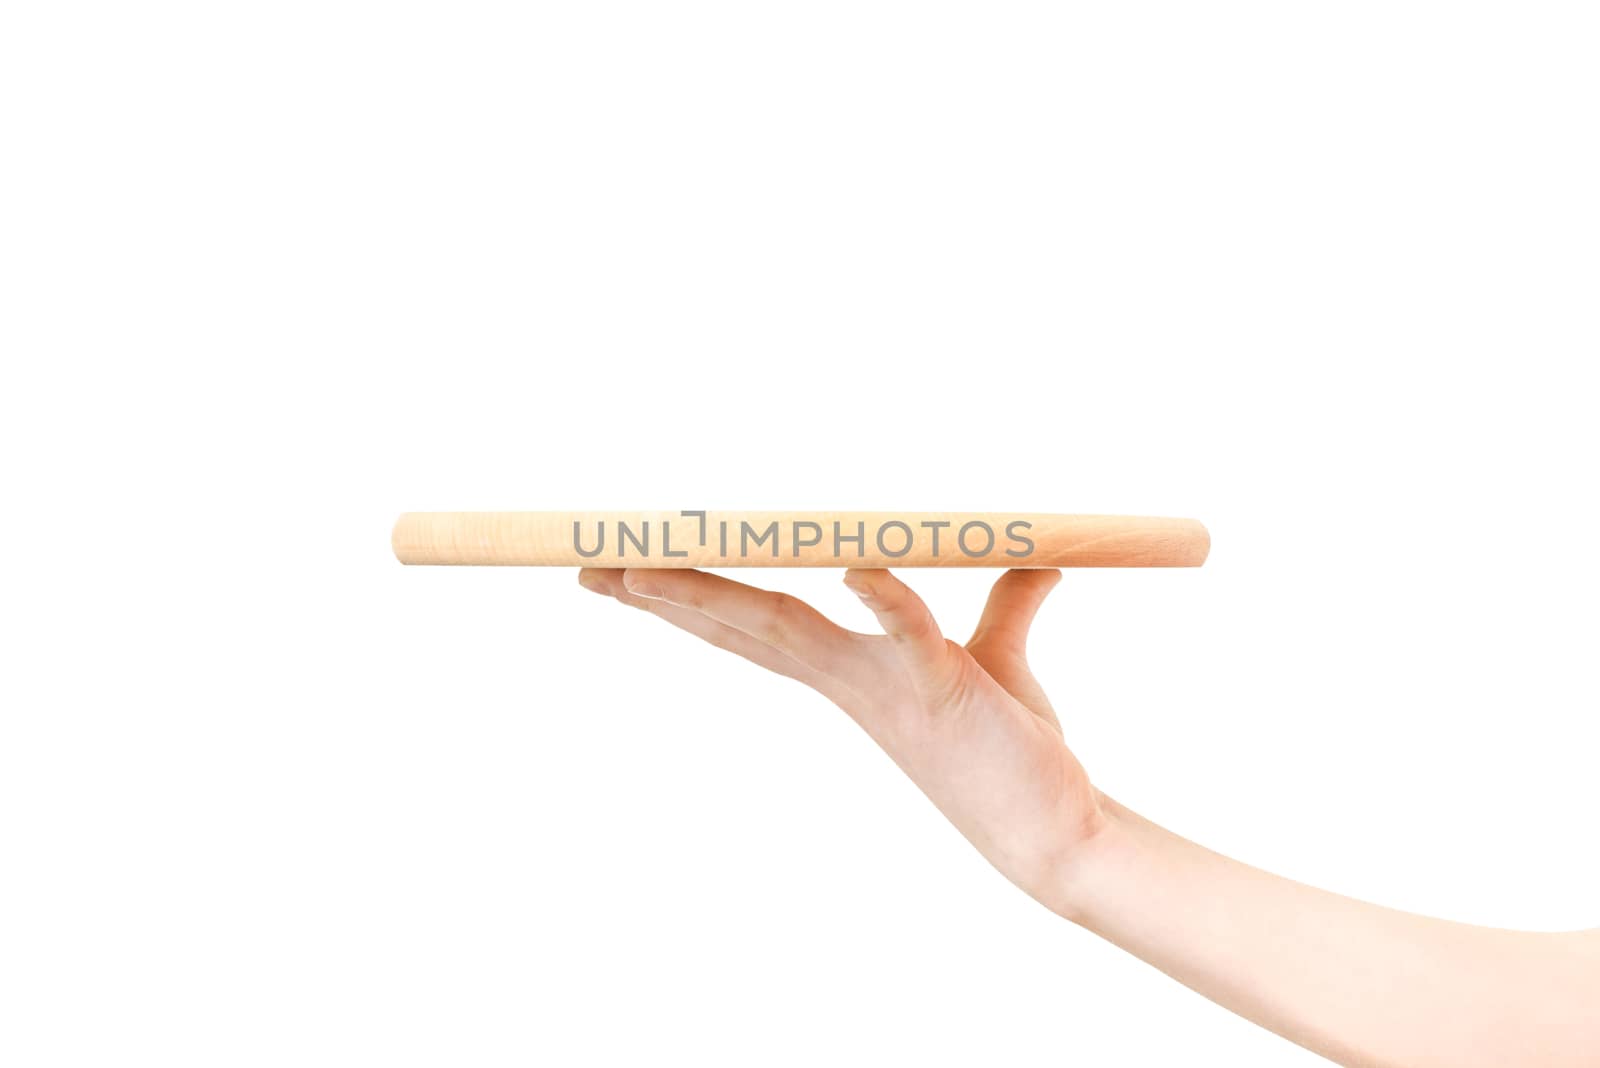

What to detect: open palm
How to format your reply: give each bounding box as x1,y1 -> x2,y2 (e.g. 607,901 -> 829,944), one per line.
578,566 -> 1106,912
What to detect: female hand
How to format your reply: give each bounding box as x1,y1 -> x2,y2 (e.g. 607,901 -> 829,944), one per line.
578,566 -> 1107,915
581,566 -> 1600,1067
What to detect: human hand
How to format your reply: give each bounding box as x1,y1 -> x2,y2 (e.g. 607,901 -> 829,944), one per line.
577,566 -> 1108,915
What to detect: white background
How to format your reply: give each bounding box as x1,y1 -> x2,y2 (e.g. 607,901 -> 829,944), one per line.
3,2 -> 1597,1064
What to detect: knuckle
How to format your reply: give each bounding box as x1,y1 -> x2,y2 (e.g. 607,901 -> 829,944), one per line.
896,610 -> 939,646
923,643 -> 979,709
760,591 -> 793,645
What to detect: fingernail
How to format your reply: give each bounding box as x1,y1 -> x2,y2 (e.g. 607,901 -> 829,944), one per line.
577,573 -> 605,593
625,576 -> 663,599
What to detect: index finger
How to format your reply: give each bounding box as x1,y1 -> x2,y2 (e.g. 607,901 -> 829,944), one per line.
621,569 -> 866,682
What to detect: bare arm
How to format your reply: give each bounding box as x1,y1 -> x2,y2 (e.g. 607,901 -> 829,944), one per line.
1068,799 -> 1600,1066
578,566 -> 1599,1066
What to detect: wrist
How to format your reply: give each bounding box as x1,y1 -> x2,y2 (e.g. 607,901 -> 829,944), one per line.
1041,790 -> 1137,925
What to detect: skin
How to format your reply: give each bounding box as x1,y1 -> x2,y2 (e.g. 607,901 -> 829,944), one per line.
578,566 -> 1600,1067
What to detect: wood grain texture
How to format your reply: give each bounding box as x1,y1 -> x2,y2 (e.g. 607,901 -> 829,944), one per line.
392,512 -> 1209,568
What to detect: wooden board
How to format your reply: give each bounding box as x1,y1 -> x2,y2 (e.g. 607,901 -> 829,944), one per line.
392,512 -> 1209,568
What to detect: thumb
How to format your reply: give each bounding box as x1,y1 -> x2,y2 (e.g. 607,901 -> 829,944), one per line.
968,569 -> 1062,659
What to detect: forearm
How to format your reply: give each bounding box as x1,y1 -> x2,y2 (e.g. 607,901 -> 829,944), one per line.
579,567 -> 1598,1062
1053,795 -> 1600,1067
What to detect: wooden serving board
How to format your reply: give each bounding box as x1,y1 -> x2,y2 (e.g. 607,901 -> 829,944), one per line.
391,512 -> 1209,568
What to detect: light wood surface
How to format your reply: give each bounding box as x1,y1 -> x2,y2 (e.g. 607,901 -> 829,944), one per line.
391,512 -> 1209,568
